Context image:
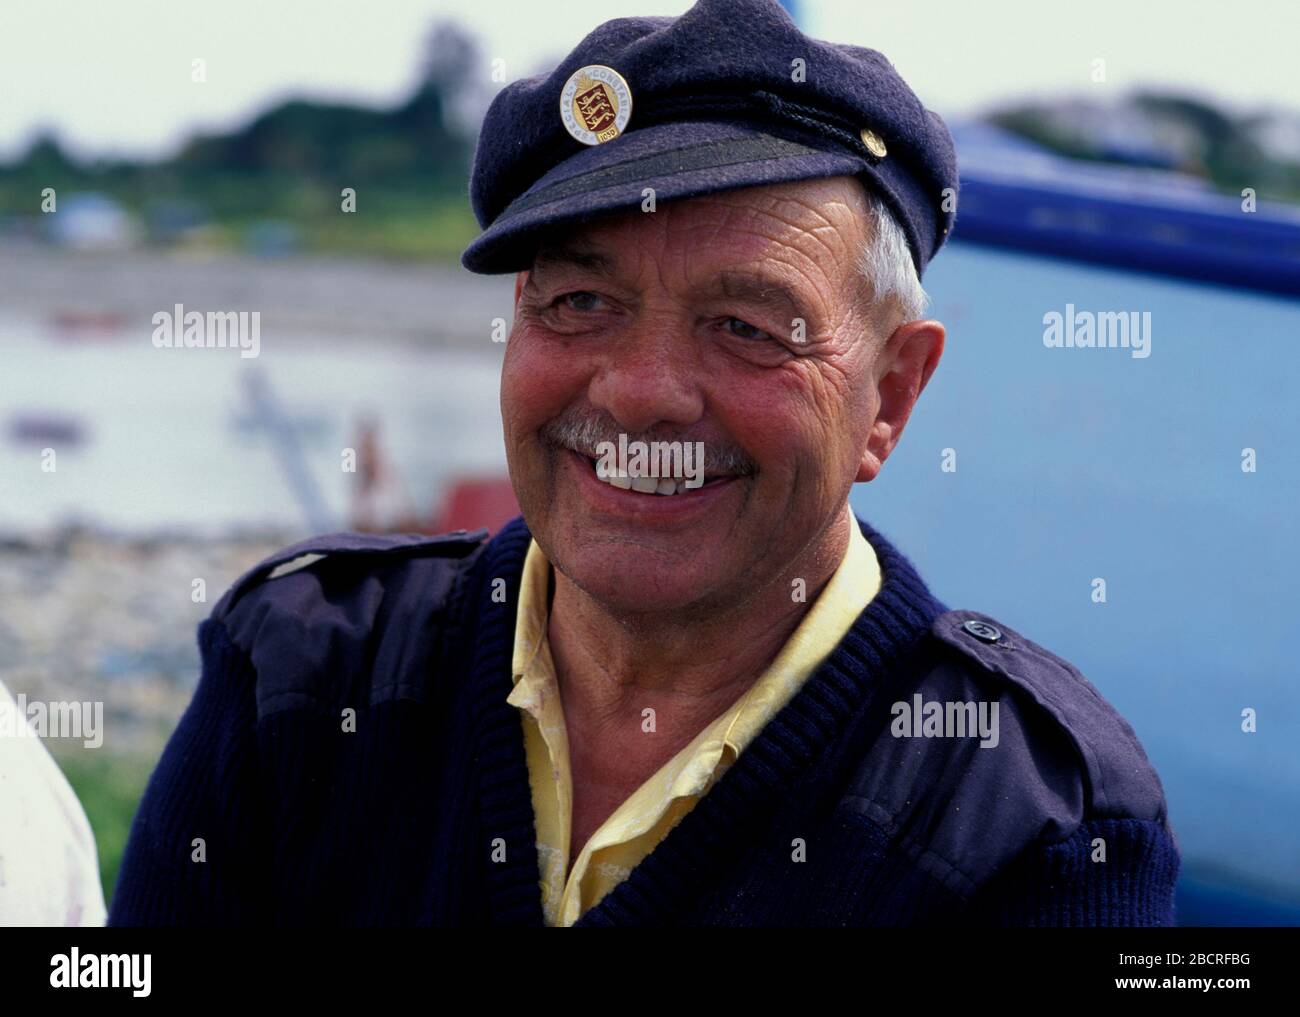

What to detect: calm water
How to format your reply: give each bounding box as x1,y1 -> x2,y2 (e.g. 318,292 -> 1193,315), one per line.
0,323 -> 506,536
3,242 -> 1297,910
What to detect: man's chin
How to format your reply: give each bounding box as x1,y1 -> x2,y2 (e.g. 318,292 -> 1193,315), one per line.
552,543 -> 722,618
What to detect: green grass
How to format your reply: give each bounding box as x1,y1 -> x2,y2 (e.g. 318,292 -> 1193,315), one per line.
181,183 -> 483,260
302,196 -> 481,260
0,173 -> 484,263
51,749 -> 159,912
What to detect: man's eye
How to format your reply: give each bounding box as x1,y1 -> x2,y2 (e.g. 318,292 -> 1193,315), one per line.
560,291 -> 605,312
726,317 -> 772,341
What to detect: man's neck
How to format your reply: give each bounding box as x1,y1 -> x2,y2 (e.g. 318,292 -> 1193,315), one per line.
545,506 -> 855,767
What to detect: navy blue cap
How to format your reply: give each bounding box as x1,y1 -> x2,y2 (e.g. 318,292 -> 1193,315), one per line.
461,0 -> 957,278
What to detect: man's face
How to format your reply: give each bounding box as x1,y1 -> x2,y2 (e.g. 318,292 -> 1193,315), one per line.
501,175 -> 939,617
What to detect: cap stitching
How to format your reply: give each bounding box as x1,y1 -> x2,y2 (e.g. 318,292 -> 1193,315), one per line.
497,131 -> 853,221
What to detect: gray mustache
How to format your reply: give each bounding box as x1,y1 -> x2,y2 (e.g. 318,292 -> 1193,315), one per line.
541,412 -> 757,477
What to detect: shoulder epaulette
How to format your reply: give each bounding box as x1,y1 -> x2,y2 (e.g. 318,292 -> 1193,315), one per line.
844,607 -> 1170,897
928,608 -> 1166,823
214,528 -> 487,618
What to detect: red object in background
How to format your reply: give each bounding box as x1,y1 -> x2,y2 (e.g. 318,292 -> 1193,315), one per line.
430,476 -> 520,536
50,310 -> 130,339
348,417 -> 519,536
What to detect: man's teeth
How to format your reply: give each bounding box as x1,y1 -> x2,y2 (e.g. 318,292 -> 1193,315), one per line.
588,456 -> 707,496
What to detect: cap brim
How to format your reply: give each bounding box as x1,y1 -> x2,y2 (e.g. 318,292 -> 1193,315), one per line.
460,119 -> 868,274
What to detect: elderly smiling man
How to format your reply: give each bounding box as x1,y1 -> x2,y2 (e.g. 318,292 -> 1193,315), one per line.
111,0 -> 1179,927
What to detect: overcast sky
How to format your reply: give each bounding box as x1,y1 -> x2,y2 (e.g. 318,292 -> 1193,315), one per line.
1,0 -> 1296,160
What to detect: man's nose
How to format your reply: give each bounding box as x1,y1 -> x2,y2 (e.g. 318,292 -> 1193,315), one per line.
587,316 -> 705,433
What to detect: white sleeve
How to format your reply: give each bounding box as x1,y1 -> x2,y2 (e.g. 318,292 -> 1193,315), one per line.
0,680 -> 107,927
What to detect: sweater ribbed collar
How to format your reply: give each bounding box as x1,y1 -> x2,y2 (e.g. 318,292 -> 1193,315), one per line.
465,512 -> 946,927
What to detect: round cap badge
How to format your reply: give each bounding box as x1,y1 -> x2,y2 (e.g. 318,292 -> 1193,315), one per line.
560,65 -> 633,145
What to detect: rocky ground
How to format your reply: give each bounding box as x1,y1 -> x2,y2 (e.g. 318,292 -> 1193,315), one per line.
0,528 -> 292,755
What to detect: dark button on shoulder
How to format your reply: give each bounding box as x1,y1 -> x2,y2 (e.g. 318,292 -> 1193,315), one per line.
962,618 -> 1002,644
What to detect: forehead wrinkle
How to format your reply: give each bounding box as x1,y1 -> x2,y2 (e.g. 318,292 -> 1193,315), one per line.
738,233 -> 842,330
669,216 -> 842,334
658,190 -> 836,266
678,222 -> 829,315
789,203 -> 875,326
767,195 -> 863,279
752,251 -> 836,328
802,210 -> 860,269
786,225 -> 864,328
707,195 -> 859,297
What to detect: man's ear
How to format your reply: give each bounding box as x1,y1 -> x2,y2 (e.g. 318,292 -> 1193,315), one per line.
513,270 -> 528,308
856,319 -> 945,483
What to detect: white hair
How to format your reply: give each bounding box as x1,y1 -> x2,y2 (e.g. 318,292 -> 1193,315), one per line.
855,190 -> 929,325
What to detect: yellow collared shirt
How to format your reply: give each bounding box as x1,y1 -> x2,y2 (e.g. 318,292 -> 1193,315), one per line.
507,517 -> 881,926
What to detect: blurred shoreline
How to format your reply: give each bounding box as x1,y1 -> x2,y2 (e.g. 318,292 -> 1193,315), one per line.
0,241 -> 514,350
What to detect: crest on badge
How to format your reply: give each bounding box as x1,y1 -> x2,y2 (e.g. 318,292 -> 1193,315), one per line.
560,64 -> 633,145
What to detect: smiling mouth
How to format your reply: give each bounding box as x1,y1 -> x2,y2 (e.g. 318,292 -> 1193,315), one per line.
568,448 -> 734,497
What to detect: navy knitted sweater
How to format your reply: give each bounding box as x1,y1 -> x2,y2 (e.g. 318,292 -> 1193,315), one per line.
109,514 -> 1180,926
